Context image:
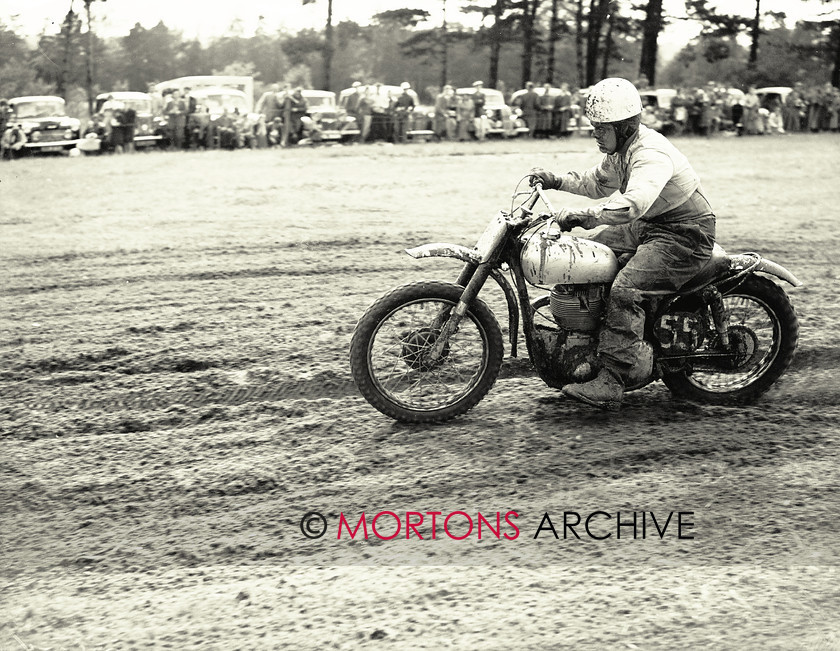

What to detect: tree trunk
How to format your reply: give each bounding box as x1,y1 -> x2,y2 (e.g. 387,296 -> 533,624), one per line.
601,5 -> 615,80
521,0 -> 540,86
440,0 -> 448,88
638,0 -> 663,87
489,0 -> 503,88
84,1 -> 94,116
585,0 -> 609,86
59,10 -> 75,101
547,0 -> 558,84
833,22 -> 840,88
575,0 -> 585,87
748,0 -> 760,68
324,0 -> 334,90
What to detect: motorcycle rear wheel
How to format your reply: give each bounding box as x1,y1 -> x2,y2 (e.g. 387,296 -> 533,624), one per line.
350,281 -> 504,423
661,274 -> 799,404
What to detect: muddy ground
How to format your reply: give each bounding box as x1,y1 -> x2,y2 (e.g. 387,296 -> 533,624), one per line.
1,135 -> 839,649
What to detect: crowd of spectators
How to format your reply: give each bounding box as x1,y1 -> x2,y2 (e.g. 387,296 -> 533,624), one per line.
639,81 -> 840,137
3,79 -> 839,160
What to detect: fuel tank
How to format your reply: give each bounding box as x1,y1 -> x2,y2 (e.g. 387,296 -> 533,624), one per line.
519,222 -> 619,288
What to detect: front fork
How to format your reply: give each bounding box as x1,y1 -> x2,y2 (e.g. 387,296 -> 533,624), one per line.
427,262 -> 494,360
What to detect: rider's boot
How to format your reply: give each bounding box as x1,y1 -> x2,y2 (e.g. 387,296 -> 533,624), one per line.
561,368 -> 624,411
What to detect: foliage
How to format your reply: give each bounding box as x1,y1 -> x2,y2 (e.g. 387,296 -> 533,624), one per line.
2,1 -> 837,116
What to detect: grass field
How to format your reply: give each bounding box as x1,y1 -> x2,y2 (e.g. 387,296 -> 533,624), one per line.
2,134 -> 840,649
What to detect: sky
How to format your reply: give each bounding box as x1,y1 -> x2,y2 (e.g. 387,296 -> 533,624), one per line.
2,0 -> 833,50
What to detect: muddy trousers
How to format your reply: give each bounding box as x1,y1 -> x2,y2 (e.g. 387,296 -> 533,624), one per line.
590,192 -> 716,383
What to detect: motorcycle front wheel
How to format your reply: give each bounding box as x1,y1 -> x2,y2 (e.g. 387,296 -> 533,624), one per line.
661,274 -> 799,404
350,281 -> 504,423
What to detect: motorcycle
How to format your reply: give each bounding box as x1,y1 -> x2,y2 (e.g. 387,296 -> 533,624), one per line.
349,178 -> 801,422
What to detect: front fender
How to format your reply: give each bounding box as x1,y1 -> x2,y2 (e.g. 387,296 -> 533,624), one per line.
405,243 -> 481,265
404,242 -> 520,357
756,258 -> 803,288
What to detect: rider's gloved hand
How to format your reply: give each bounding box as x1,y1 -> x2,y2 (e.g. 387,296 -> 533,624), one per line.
552,210 -> 585,232
529,167 -> 562,190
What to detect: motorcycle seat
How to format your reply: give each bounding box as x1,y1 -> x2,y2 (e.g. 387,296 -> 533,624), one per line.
676,244 -> 732,295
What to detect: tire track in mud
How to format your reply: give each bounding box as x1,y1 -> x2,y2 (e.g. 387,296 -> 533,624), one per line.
2,264 -> 411,297
3,341 -> 838,410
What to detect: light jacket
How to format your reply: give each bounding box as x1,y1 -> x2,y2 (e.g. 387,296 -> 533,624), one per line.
558,125 -> 703,227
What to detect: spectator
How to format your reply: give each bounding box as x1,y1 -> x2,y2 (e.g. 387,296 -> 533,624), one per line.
457,93 -> 474,141
288,87 -> 309,145
164,89 -> 187,149
783,84 -> 804,133
472,81 -> 487,141
0,99 -> 10,142
370,83 -> 393,142
828,86 -> 840,132
216,109 -> 238,149
256,83 -> 282,123
742,87 -> 761,135
553,83 -> 572,136
640,105 -> 662,131
119,105 -> 137,153
1,123 -> 27,160
537,83 -> 554,136
267,117 -> 283,146
393,82 -> 415,143
671,88 -> 690,135
433,85 -> 454,140
514,82 -> 540,138
345,81 -> 364,127
358,86 -> 374,142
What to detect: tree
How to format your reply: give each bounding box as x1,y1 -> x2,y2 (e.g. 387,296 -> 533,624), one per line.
121,22 -> 181,89
638,0 -> 664,85
584,0 -> 611,86
518,0 -> 542,84
686,0 -> 767,70
81,0 -> 107,115
33,10 -> 85,100
462,0 -> 507,88
797,1 -> 840,87
0,21 -> 52,97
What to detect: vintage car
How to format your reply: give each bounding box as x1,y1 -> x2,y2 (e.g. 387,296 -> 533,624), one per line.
6,96 -> 81,153
150,76 -> 260,148
639,88 -> 677,133
152,86 -> 261,148
756,87 -> 793,110
300,89 -> 361,142
509,86 -> 592,135
93,91 -> 164,148
154,76 -> 255,110
455,87 -> 529,137
338,85 -> 432,140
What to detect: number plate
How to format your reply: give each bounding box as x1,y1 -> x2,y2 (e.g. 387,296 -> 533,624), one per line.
41,146 -> 64,153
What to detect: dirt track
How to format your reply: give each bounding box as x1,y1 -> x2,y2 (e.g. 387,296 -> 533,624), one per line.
1,136 -> 839,649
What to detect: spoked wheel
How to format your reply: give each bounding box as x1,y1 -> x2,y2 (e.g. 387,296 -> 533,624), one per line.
661,275 -> 799,404
350,281 -> 504,422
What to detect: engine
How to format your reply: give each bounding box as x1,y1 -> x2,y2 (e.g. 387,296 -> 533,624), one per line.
549,283 -> 608,332
518,224 -> 655,388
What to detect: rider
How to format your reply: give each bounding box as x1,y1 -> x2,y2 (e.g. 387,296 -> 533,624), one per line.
530,77 -> 716,410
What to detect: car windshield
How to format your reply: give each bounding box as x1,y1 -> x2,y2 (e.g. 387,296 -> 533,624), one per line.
482,90 -> 505,108
14,100 -> 66,118
305,96 -> 335,109
458,89 -> 505,108
122,99 -> 152,112
199,94 -> 249,114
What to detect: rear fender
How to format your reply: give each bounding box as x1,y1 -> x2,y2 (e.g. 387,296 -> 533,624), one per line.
755,258 -> 803,288
404,243 -> 520,357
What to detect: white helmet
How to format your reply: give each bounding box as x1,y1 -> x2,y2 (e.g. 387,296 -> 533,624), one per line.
584,78 -> 642,123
